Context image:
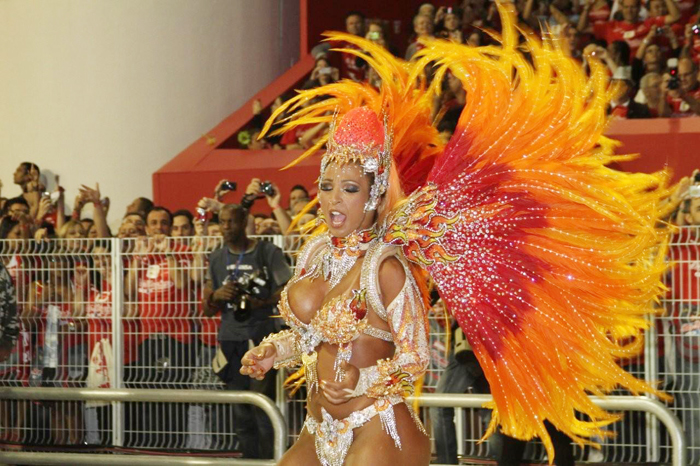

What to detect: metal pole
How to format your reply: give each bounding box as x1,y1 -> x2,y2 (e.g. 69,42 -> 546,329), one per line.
111,237 -> 124,447
409,393 -> 687,466
455,407 -> 464,456
0,452 -> 275,466
644,316 -> 660,462
0,387 -> 287,463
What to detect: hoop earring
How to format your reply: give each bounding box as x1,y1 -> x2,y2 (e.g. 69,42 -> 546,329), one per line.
315,210 -> 326,227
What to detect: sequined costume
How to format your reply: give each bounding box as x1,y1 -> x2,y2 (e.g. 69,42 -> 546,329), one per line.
265,231 -> 429,466
260,4 -> 672,464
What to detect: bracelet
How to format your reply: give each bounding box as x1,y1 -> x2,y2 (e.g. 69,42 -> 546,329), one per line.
261,331 -> 300,369
349,365 -> 381,398
241,193 -> 257,210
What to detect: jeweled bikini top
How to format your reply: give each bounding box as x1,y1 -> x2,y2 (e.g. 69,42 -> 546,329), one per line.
278,232 -> 395,383
279,232 -> 393,352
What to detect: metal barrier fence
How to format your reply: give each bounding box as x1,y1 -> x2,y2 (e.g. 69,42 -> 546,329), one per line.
0,228 -> 698,464
410,393 -> 688,466
0,387 -> 285,465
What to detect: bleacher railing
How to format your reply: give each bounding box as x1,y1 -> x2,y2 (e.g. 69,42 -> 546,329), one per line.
0,229 -> 698,464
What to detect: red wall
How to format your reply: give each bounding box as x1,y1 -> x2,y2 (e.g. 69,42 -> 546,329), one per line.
153,2 -> 699,216
606,118 -> 700,183
154,150 -> 320,215
154,119 -> 700,216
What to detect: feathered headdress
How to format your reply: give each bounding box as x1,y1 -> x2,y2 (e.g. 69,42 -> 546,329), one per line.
261,4 -> 672,463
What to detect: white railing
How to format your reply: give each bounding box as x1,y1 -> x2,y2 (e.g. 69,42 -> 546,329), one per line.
0,228 -> 698,464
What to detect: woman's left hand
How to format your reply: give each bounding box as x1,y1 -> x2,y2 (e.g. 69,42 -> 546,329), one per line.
320,361 -> 360,405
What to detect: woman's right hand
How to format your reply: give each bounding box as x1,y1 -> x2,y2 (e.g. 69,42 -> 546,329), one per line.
240,343 -> 276,380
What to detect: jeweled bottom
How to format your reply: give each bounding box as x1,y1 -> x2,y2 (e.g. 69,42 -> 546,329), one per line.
303,396 -> 404,466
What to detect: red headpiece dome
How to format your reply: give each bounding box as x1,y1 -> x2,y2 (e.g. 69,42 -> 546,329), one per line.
323,107 -> 392,211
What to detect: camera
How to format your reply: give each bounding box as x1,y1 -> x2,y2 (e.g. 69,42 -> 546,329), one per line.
223,269 -> 269,322
195,207 -> 208,221
260,181 -> 276,197
221,181 -> 237,192
42,191 -> 61,205
656,26 -> 664,35
368,31 -> 381,40
668,69 -> 681,90
667,58 -> 680,90
668,75 -> 681,90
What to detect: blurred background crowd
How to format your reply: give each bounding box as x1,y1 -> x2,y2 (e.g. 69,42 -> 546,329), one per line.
1,0 -> 700,463
238,0 -> 700,152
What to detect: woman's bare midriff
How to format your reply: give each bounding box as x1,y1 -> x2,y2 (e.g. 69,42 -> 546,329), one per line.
285,256 -> 397,420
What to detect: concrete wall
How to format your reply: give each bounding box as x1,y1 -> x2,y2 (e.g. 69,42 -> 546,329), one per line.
0,0 -> 299,228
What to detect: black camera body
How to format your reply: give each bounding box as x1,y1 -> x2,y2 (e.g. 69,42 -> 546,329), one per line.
221,181 -> 237,192
224,268 -> 269,322
668,68 -> 681,90
260,181 -> 276,197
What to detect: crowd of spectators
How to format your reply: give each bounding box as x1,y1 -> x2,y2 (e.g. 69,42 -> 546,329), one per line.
0,163 -> 310,246
0,156 -> 698,460
2,1 -> 700,458
0,161 -> 313,454
237,0 -> 700,151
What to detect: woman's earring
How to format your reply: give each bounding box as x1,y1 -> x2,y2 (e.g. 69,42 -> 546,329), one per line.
315,210 -> 326,227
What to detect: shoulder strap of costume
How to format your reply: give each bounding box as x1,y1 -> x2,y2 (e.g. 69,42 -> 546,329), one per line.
361,241 -> 415,322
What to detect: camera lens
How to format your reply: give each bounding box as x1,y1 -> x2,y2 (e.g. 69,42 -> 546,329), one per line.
233,306 -> 251,322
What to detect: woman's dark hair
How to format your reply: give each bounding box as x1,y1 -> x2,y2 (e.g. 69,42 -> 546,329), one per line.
437,107 -> 463,134
0,217 -> 20,239
147,206 -> 173,225
136,197 -> 154,215
20,162 -> 40,174
610,40 -> 631,65
290,185 -> 310,197
345,10 -> 365,21
1,196 -> 29,217
172,209 -> 194,224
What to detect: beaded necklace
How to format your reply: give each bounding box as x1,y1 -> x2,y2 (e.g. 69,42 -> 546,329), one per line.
321,227 -> 378,289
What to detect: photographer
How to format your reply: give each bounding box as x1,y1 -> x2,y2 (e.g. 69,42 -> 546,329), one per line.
201,203 -> 291,459
660,57 -> 700,116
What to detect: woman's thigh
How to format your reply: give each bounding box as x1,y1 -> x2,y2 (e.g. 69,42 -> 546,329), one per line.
346,404 -> 431,466
278,428 -> 321,466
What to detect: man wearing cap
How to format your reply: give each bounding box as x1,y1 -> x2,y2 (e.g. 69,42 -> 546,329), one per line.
609,66 -> 653,118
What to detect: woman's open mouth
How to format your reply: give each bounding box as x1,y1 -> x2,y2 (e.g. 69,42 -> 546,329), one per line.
329,210 -> 346,228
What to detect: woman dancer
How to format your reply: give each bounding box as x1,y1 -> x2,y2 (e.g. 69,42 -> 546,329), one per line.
242,4 -> 671,465
243,106 -> 432,465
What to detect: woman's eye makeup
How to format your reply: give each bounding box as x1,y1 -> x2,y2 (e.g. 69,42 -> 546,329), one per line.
343,184 -> 360,193
319,183 -> 332,191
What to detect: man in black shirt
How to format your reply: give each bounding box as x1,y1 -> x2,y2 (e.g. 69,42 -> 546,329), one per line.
202,203 -> 291,459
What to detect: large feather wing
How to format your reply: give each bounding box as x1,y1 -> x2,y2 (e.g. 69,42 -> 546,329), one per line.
387,4 -> 672,459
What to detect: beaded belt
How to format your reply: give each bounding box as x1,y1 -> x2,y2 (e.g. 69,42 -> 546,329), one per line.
304,396 -> 403,466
